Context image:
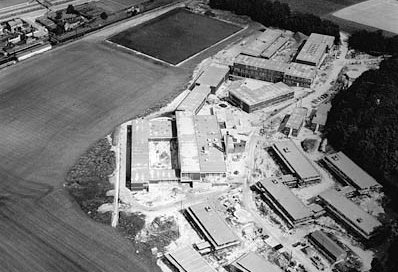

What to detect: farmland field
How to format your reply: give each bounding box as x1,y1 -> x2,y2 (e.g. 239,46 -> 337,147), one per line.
0,0 -> 28,9
333,0 -> 398,34
0,38 -> 189,272
109,8 -> 242,65
277,0 -> 366,16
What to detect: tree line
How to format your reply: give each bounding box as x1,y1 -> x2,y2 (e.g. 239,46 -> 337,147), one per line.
348,30 -> 398,55
208,0 -> 340,43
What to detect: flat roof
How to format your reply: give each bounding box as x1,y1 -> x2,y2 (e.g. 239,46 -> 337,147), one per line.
285,107 -> 308,130
261,36 -> 288,59
234,54 -> 289,73
187,202 -> 239,248
285,63 -> 316,80
131,119 -> 149,183
309,230 -> 346,260
229,81 -> 294,106
175,112 -> 201,173
258,177 -> 312,221
194,115 -> 226,173
241,29 -> 282,57
232,252 -> 281,272
324,152 -> 381,190
165,246 -> 216,272
272,140 -> 320,181
196,64 -> 229,87
319,189 -> 382,235
296,33 -> 335,65
317,103 -> 332,114
148,118 -> 174,139
177,85 -> 210,113
257,28 -> 282,43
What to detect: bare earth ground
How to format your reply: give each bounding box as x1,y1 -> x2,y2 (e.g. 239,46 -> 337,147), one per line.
333,0 -> 398,34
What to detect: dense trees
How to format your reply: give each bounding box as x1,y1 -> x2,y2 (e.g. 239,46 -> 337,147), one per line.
348,30 -> 398,55
209,0 -> 340,43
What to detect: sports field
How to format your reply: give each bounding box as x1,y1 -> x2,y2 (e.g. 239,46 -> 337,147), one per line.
0,0 -> 28,9
109,8 -> 241,65
0,39 -> 189,272
333,0 -> 398,34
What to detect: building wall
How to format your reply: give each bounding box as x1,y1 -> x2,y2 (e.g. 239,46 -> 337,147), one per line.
229,91 -> 294,113
232,64 -> 285,83
284,75 -> 312,88
308,236 -> 346,262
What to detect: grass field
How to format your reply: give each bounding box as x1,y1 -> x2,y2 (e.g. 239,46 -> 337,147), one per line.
333,0 -> 398,34
0,0 -> 28,9
109,8 -> 241,65
0,39 -> 189,272
277,0 -> 366,16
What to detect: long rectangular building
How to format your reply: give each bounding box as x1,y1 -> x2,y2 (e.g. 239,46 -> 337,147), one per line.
261,36 -> 288,59
318,189 -> 382,240
131,119 -> 150,190
283,62 -> 316,88
195,64 -> 230,94
323,152 -> 382,193
186,202 -> 240,250
241,29 -> 282,57
308,230 -> 346,263
229,81 -> 294,113
271,140 -> 321,184
295,33 -> 335,67
165,246 -> 216,272
230,252 -> 281,272
282,107 -> 308,137
176,85 -> 211,114
255,177 -> 313,227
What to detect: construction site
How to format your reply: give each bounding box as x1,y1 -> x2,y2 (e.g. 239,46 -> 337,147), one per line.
104,15 -> 386,272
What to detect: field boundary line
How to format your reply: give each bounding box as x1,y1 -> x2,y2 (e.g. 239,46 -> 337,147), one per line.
176,24 -> 248,67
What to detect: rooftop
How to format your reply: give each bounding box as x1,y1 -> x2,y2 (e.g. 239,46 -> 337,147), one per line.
229,81 -> 294,106
148,118 -> 175,139
234,54 -> 289,73
232,252 -> 281,272
165,246 -> 216,272
241,29 -> 282,57
257,177 -> 313,221
319,189 -> 382,236
176,85 -> 210,113
309,230 -> 346,260
175,111 -> 200,173
196,64 -> 230,87
194,115 -> 226,173
261,36 -> 288,59
285,62 -> 316,80
296,33 -> 335,65
324,152 -> 381,190
272,140 -> 320,182
285,107 -> 308,129
187,202 -> 239,248
131,119 -> 150,183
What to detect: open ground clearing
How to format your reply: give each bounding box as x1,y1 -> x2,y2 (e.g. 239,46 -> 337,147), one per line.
109,8 -> 242,65
333,0 -> 398,34
277,0 -> 365,16
0,0 -> 29,9
0,29 -> 190,271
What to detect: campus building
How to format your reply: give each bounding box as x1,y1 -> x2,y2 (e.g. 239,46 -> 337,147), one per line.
295,33 -> 335,67
308,230 -> 346,263
271,140 -> 321,185
232,54 -> 288,83
309,103 -> 331,132
229,252 -> 282,272
194,64 -> 230,94
281,107 -> 308,137
323,152 -> 382,193
185,202 -> 240,251
175,112 -> 226,183
176,85 -> 211,114
229,81 -> 294,113
283,62 -> 316,88
165,246 -> 216,272
254,177 -> 314,227
318,189 -> 382,240
130,119 -> 150,191
241,29 -> 286,59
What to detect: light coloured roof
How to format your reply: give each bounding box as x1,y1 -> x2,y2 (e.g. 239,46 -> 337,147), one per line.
241,29 -> 282,57
188,202 -> 239,248
324,152 -> 381,190
176,85 -> 210,113
285,107 -> 308,130
317,103 -> 332,114
175,112 -> 200,173
131,119 -> 149,183
296,33 -> 335,65
285,62 -> 316,80
196,64 -> 229,87
232,252 -> 281,272
319,189 -> 382,236
234,54 -> 289,73
148,118 -> 174,139
258,177 -> 312,221
165,246 -> 216,272
309,230 -> 346,260
257,28 -> 282,43
272,140 -> 320,181
229,81 -> 294,106
261,36 -> 288,59
194,115 -> 226,173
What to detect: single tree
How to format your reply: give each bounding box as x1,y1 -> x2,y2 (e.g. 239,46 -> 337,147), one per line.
100,12 -> 108,20
66,4 -> 75,14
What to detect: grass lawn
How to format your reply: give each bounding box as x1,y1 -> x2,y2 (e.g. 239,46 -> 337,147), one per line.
109,8 -> 242,65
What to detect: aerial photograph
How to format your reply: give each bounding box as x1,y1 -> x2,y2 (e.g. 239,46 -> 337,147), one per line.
0,0 -> 397,271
